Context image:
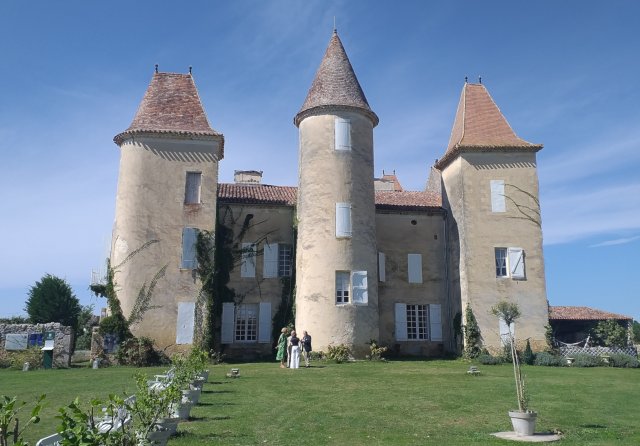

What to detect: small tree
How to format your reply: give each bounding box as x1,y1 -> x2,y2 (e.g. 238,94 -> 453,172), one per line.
25,274 -> 81,331
463,304 -> 482,358
491,301 -> 530,413
633,320 -> 640,344
592,320 -> 628,347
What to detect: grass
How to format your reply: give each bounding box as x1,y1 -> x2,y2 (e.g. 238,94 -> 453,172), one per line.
1,360 -> 639,445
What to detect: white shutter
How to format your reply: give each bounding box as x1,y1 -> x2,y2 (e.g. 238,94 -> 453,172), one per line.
408,254 -> 422,283
176,302 -> 195,344
508,247 -> 525,279
335,118 -> 351,150
221,302 -> 235,344
395,303 -> 408,341
378,252 -> 386,282
351,271 -> 368,305
490,180 -> 506,212
258,302 -> 272,343
429,304 -> 442,342
185,172 -> 201,204
241,243 -> 256,278
263,243 -> 278,278
336,203 -> 352,237
181,227 -> 198,269
499,317 -> 516,345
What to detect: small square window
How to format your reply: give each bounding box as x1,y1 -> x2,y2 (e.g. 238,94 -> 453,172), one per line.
336,271 -> 350,304
495,248 -> 508,277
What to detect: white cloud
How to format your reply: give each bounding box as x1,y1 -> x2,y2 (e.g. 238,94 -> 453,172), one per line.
589,235 -> 640,248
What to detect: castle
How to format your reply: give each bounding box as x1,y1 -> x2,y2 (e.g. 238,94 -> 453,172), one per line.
110,31 -> 549,358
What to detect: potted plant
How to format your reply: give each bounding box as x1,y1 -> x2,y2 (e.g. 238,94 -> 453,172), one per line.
491,301 -> 537,436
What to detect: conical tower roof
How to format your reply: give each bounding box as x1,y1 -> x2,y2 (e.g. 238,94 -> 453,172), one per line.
114,72 -> 223,148
435,83 -> 541,169
294,31 -> 378,127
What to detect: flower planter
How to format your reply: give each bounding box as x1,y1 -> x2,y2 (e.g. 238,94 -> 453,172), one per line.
182,388 -> 201,405
157,417 -> 180,437
139,427 -> 171,446
508,411 -> 537,436
172,401 -> 193,420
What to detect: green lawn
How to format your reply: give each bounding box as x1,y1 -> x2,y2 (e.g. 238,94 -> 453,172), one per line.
1,360 -> 638,445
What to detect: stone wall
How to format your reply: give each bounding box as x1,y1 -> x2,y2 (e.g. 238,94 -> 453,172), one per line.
0,322 -> 74,367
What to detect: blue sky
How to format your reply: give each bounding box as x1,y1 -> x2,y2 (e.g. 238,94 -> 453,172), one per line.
0,1 -> 638,320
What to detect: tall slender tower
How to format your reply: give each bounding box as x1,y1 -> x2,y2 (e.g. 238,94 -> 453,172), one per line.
294,31 -> 379,356
112,71 -> 224,349
437,82 -> 548,351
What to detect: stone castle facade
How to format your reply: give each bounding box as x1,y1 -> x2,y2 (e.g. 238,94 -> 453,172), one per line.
109,31 -> 549,358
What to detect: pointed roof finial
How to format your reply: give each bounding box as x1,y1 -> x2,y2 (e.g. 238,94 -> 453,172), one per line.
465,76 -> 468,83
478,76 -> 482,84
155,64 -> 159,73
189,66 -> 192,74
333,16 -> 336,33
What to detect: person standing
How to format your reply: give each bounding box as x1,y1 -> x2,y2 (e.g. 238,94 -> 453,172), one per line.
286,329 -> 293,367
301,331 -> 312,368
289,330 -> 301,369
276,327 -> 288,368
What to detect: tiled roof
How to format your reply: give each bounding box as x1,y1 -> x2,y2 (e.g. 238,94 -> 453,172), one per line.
114,72 -> 223,148
549,306 -> 632,321
218,184 -> 297,206
295,31 -> 378,127
435,83 -> 542,169
218,183 -> 442,210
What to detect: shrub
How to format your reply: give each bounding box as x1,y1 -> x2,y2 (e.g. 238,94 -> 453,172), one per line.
98,314 -> 131,343
0,350 -> 11,369
326,344 -> 352,363
463,305 -> 482,359
25,274 -> 81,330
522,340 -> 535,365
365,340 -> 388,361
477,353 -> 502,365
608,353 -> 640,368
572,353 -> 602,367
533,351 -> 563,367
115,337 -> 168,367
309,351 -> 325,361
7,347 -> 44,370
592,320 -> 628,347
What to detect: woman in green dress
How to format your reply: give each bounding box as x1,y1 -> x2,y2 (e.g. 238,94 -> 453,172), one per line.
276,327 -> 288,368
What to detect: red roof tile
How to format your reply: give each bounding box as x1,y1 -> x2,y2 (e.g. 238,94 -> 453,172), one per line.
295,31 -> 378,127
435,83 -> 542,169
549,306 -> 632,321
114,72 -> 222,147
218,183 -> 442,210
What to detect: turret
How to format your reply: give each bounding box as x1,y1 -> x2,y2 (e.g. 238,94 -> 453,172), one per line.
437,82 -> 548,352
294,31 -> 380,356
112,70 -> 223,349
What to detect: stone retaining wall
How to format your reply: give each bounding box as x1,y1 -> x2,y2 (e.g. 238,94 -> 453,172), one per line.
0,323 -> 74,367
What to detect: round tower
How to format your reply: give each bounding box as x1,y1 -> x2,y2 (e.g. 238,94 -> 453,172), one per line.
112,71 -> 223,349
294,31 -> 379,357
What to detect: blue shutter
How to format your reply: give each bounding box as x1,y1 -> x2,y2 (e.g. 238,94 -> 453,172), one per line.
258,302 -> 272,343
181,227 -> 198,269
490,180 -> 506,212
408,254 -> 422,283
395,303 -> 407,341
429,304 -> 442,342
508,247 -> 525,279
351,271 -> 368,305
221,303 -> 235,344
378,252 -> 386,282
176,302 -> 195,344
336,203 -> 352,237
335,118 -> 351,150
263,243 -> 278,278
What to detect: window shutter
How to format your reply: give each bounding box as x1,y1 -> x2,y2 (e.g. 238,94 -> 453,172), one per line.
241,243 -> 256,278
351,271 -> 368,305
429,304 -> 442,342
185,172 -> 202,204
378,252 -> 386,282
336,203 -> 352,237
258,302 -> 271,343
221,302 -> 235,344
263,243 -> 278,278
335,118 -> 351,150
508,247 -> 525,279
490,180 -> 506,212
395,303 -> 408,341
408,254 -> 423,283
181,227 -> 198,269
176,302 -> 195,344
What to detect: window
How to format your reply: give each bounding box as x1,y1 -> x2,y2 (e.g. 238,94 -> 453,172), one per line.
263,243 -> 292,278
185,172 -> 202,204
176,302 -> 195,344
408,254 -> 423,283
336,203 -> 352,238
241,243 -> 257,278
336,271 -> 350,304
221,302 -> 271,344
335,118 -> 351,150
278,244 -> 292,277
234,304 -> 258,342
490,180 -> 505,212
378,252 -> 386,282
395,303 -> 442,342
495,247 -> 525,279
407,304 -> 429,340
181,227 -> 199,269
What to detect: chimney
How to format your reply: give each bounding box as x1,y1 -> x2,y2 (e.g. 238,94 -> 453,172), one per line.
234,170 -> 263,185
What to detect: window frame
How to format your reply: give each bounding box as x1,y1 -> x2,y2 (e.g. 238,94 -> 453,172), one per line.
278,244 -> 293,277
335,271 -> 350,304
184,171 -> 202,205
406,304 -> 429,340
234,304 -> 258,343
